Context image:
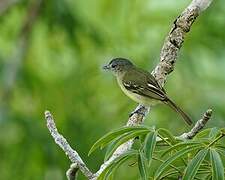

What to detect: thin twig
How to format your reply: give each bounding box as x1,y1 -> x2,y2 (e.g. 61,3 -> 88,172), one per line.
45,111 -> 94,179
66,163 -> 79,180
179,109 -> 213,139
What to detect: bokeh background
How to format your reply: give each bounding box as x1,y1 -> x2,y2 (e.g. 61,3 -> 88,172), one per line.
0,0 -> 224,179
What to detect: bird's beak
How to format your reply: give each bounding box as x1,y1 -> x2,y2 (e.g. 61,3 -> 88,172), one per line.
102,64 -> 110,70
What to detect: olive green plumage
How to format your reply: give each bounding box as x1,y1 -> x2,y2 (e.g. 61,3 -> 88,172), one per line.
103,57 -> 192,126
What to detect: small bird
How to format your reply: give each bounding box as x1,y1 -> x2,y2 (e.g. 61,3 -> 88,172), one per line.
103,57 -> 193,126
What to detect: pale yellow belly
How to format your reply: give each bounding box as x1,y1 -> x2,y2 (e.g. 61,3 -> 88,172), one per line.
117,79 -> 160,106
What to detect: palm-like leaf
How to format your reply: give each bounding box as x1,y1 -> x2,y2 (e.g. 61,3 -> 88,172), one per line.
210,149 -> 224,180
88,126 -> 150,155
183,149 -> 208,180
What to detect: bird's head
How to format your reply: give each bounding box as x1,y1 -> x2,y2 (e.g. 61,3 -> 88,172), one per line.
103,58 -> 133,76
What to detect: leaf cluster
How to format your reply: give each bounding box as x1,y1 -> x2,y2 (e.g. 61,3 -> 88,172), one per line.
89,126 -> 225,179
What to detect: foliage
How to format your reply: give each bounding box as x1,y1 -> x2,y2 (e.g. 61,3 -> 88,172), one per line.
0,0 -> 225,179
90,126 -> 225,179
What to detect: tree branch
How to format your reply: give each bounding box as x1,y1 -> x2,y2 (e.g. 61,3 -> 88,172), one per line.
66,163 -> 79,180
152,0 -> 213,86
45,111 -> 94,179
179,109 -> 213,139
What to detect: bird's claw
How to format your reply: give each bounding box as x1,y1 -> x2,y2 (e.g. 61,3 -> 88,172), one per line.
129,106 -> 146,117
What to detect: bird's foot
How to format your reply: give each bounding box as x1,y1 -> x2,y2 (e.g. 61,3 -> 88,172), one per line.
129,105 -> 146,117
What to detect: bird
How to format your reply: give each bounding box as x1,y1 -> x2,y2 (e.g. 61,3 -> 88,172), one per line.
102,57 -> 193,126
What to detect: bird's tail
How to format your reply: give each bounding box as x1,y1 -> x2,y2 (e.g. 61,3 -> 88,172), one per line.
164,98 -> 193,126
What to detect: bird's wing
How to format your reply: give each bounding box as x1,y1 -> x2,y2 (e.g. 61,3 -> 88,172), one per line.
122,70 -> 166,101
138,68 -> 166,93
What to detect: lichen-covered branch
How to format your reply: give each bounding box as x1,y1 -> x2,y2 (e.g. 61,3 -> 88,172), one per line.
45,111 -> 94,179
152,0 -> 213,86
179,109 -> 213,139
66,163 -> 79,180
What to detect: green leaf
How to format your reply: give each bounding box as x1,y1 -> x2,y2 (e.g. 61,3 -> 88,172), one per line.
98,150 -> 138,180
159,169 -> 179,179
138,152 -> 148,180
210,149 -> 224,180
88,126 -> 150,156
104,154 -> 133,180
183,149 -> 209,180
205,174 -> 212,180
215,147 -> 225,158
157,128 -> 176,144
104,129 -> 150,161
144,131 -> 157,165
209,127 -> 220,139
154,145 -> 202,179
220,128 -> 225,135
215,144 -> 225,151
194,128 -> 212,139
161,141 -> 203,157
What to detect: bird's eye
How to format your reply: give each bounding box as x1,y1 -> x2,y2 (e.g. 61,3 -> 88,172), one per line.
111,64 -> 116,68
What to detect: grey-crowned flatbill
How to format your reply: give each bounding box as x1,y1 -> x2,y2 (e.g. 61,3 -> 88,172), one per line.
103,58 -> 192,126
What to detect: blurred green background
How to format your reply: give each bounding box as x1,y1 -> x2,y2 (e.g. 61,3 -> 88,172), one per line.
0,0 -> 224,179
